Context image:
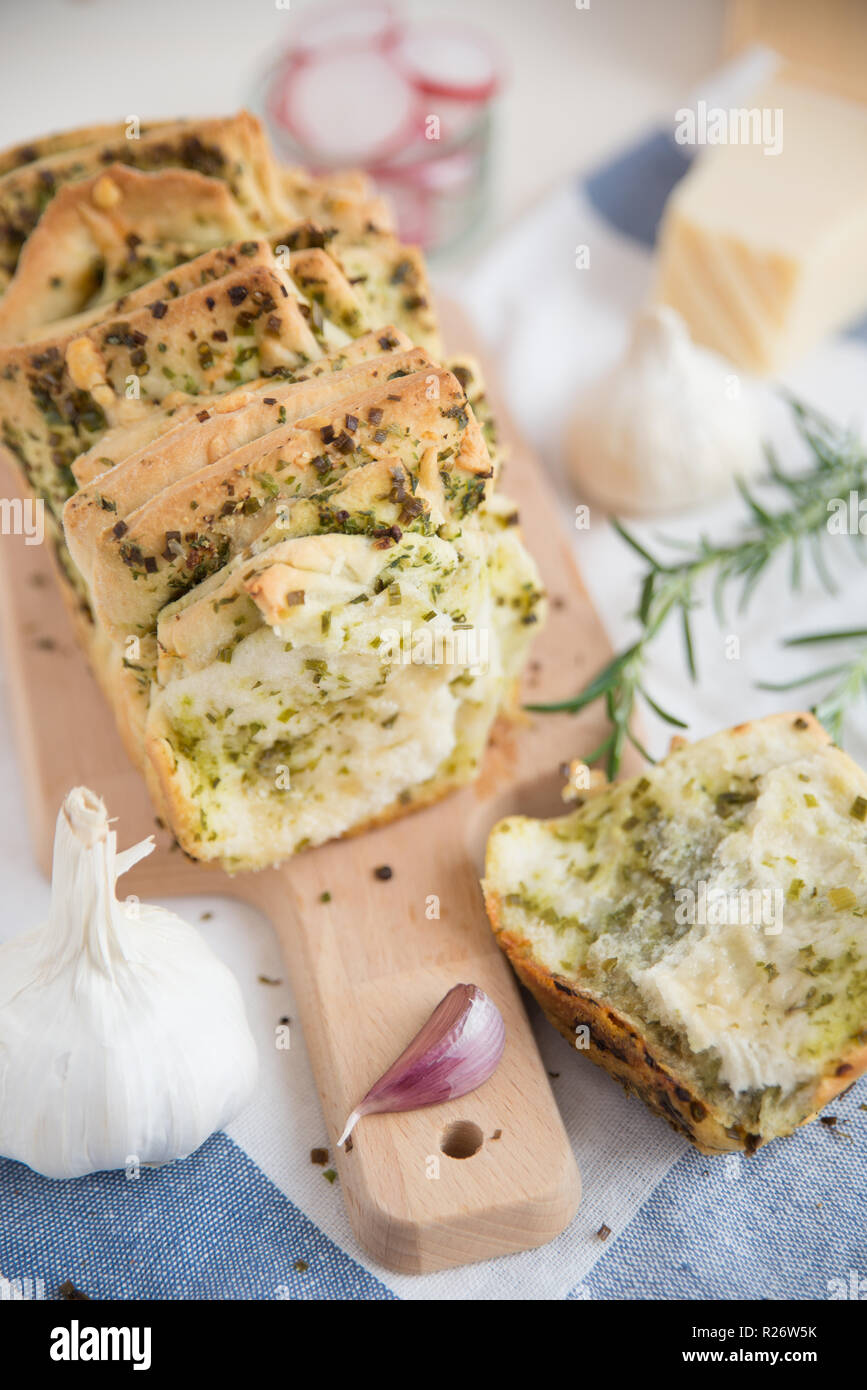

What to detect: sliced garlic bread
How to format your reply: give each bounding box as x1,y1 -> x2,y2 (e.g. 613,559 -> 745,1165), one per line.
64,343 -> 432,581
84,366 -> 488,636
0,166 -> 254,342
484,714 -> 867,1153
0,111 -> 541,872
69,326 -> 413,485
0,249 -> 319,516
0,112 -> 284,277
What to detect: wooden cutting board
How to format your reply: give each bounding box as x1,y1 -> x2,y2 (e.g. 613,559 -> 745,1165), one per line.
0,301 -> 634,1275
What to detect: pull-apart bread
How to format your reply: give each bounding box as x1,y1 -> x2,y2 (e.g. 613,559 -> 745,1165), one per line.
0,114 -> 544,870
0,113 -> 393,284
0,116 -> 434,348
484,714 -> 867,1152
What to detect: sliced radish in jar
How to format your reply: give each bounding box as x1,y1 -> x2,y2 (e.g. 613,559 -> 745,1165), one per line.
390,24 -> 501,103
275,49 -> 419,164
288,1 -> 401,58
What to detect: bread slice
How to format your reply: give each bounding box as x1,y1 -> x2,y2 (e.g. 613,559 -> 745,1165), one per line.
83,365 -> 489,636
64,343 -> 432,581
0,118 -> 176,290
0,112 -> 287,276
483,714 -> 867,1153
0,165 -> 255,342
0,248 -> 322,517
69,326 -> 413,485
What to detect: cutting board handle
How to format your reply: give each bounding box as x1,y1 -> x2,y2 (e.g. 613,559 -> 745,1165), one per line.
246,844 -> 581,1274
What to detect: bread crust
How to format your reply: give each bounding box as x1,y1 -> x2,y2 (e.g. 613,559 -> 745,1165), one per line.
0,119 -> 178,177
0,165 -> 252,342
69,326 -> 415,487
484,713 -> 867,1154
0,113 -> 284,276
64,344 -> 433,581
84,366 -> 480,636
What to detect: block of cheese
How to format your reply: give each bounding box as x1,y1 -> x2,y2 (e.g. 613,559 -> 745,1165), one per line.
655,78 -> 867,373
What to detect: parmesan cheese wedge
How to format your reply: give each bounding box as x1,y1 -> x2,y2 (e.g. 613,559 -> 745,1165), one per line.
655,78 -> 867,373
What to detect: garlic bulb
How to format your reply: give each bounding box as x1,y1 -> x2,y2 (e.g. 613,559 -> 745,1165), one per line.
0,788 -> 258,1179
567,306 -> 762,515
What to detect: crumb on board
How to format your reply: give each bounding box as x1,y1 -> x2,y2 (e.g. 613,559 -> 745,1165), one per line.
59,1280 -> 90,1300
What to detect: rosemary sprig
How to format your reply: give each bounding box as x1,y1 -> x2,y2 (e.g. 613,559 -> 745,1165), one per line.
526,400 -> 867,777
757,628 -> 867,746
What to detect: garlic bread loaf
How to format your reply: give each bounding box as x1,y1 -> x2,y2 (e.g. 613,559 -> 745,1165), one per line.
68,327 -> 415,485
0,113 -> 544,870
484,714 -> 867,1153
80,334 -> 542,868
64,340 -> 431,579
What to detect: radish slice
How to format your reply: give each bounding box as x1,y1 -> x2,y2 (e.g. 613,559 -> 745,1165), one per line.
390,23 -> 501,103
274,49 -> 419,163
288,0 -> 401,58
366,172 -> 433,249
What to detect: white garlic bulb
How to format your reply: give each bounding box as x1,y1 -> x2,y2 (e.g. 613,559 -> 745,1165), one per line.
0,788 -> 258,1179
567,306 -> 762,515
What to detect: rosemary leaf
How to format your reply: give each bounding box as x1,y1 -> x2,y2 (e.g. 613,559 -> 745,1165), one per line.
527,399 -> 867,776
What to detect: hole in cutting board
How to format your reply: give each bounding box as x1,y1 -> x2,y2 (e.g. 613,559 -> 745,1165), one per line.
440,1120 -> 484,1159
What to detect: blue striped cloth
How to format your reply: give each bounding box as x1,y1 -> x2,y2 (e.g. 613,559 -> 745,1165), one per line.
3,1087 -> 865,1300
